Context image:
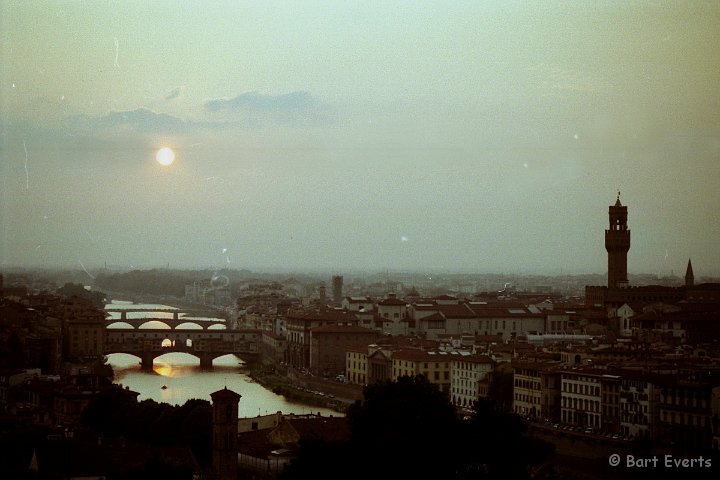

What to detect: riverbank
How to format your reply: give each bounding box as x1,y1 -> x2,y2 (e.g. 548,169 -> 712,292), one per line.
247,369 -> 362,415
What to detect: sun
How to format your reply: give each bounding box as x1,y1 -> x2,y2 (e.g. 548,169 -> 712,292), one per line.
156,147 -> 175,166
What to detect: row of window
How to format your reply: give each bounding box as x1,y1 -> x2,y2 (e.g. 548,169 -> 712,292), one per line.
562,382 -> 600,397
515,378 -> 541,390
515,393 -> 540,405
661,410 -> 710,427
562,397 -> 601,413
660,391 -> 709,408
390,370 -> 450,381
561,410 -> 600,427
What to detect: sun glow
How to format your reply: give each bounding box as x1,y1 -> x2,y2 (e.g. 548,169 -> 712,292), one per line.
156,147 -> 175,166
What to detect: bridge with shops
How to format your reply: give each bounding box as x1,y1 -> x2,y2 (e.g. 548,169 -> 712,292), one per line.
104,306 -> 259,370
104,327 -> 261,370
107,316 -> 228,330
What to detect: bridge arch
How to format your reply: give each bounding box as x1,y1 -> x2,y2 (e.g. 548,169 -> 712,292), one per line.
107,321 -> 134,329
137,320 -> 173,330
106,318 -> 226,330
175,322 -> 206,330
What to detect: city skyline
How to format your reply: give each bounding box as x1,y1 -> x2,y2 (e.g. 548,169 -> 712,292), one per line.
2,2 -> 719,276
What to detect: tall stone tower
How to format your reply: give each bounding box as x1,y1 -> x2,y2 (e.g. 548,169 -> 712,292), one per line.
211,387 -> 241,480
605,192 -> 631,289
332,275 -> 343,303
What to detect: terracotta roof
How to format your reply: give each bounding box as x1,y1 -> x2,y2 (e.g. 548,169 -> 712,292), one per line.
434,294 -> 457,300
452,354 -> 494,364
378,297 -> 407,306
392,349 -> 454,362
310,325 -> 378,334
465,306 -> 541,318
287,308 -> 359,322
286,417 -> 349,443
437,303 -> 476,318
238,416 -> 349,458
422,312 -> 444,322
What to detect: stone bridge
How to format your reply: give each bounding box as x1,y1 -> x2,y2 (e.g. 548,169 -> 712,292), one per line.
105,327 -> 261,370
106,317 -> 227,330
106,307 -> 216,319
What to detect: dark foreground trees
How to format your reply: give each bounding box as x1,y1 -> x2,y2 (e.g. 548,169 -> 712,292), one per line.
282,375 -> 554,480
81,386 -> 213,469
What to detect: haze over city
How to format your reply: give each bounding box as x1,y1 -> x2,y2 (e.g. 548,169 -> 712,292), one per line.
2,1 -> 719,277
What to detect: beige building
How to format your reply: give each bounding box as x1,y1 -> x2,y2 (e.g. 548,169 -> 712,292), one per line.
512,361 -> 561,419
409,297 -> 547,342
619,373 -> 657,439
377,294 -> 408,336
392,350 -> 452,394
560,368 -> 603,430
346,345 -> 369,385
340,296 -> 375,329
451,353 -> 494,408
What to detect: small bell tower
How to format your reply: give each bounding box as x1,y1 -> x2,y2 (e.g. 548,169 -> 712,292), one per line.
211,387 -> 241,480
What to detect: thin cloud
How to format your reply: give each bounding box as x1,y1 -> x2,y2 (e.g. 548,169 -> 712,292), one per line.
65,96 -> 333,138
97,108 -> 188,133
72,108 -> 227,134
204,91 -> 320,112
204,91 -> 336,126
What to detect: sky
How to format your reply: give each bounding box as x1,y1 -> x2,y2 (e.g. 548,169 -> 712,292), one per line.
2,1 -> 719,277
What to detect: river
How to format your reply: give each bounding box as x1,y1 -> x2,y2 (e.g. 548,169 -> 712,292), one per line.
105,300 -> 340,417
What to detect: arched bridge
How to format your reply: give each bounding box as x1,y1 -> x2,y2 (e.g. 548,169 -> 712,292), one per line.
106,317 -> 227,330
105,327 -> 261,370
106,307 -> 216,320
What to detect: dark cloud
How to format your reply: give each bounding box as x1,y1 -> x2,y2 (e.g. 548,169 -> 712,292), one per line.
165,87 -> 182,101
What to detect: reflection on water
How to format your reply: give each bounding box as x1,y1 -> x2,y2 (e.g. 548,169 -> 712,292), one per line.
105,300 -> 340,417
109,353 -> 339,417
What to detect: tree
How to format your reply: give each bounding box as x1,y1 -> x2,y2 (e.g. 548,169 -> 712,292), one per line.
81,386 -> 213,469
283,375 -> 554,480
56,283 -> 107,308
459,397 -> 555,479
347,375 -> 462,478
488,369 -> 514,412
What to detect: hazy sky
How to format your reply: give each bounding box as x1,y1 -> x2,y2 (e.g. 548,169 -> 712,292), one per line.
2,1 -> 719,277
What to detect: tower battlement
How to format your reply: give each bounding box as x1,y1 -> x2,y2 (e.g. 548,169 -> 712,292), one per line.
605,192 -> 631,288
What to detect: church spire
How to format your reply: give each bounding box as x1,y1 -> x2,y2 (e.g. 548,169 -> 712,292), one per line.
685,259 -> 695,286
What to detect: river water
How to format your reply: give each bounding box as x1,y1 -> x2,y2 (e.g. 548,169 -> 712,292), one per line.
105,300 -> 339,417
